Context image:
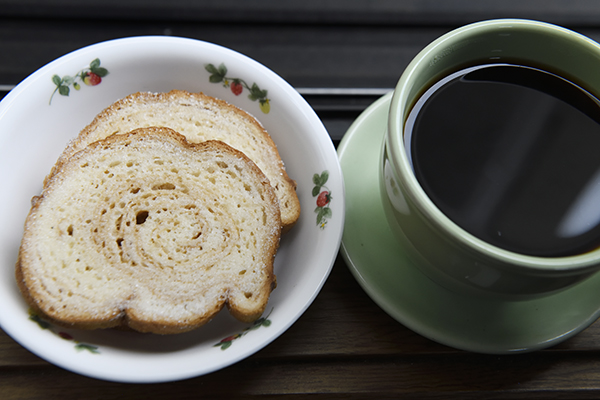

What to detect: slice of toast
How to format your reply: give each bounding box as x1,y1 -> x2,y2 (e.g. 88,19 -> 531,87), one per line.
48,90 -> 299,232
17,127 -> 281,334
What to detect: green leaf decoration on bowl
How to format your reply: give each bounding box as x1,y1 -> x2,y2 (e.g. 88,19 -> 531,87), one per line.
214,309 -> 273,350
49,58 -> 109,105
312,171 -> 332,229
205,63 -> 271,114
28,309 -> 100,354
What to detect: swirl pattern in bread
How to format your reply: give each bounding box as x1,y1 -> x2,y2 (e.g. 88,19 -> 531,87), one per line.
48,90 -> 299,232
17,127 -> 281,334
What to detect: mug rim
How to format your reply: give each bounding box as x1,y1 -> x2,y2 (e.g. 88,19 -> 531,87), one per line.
387,18 -> 600,272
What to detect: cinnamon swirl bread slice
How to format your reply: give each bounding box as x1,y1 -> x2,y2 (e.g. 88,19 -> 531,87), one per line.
17,127 -> 280,334
49,90 -> 299,232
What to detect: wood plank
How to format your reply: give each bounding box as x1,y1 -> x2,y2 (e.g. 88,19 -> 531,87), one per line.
2,351 -> 600,398
0,18 -> 444,87
3,0 -> 600,27
4,17 -> 600,90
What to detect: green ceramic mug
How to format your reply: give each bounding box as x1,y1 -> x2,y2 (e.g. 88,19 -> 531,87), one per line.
381,19 -> 600,298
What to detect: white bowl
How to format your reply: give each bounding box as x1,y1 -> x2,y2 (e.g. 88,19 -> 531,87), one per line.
0,36 -> 344,383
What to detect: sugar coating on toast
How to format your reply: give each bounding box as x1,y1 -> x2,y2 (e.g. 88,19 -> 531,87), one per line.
50,90 -> 300,232
17,127 -> 281,334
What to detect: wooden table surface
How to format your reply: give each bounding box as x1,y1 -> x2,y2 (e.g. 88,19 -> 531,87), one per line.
3,1 -> 600,398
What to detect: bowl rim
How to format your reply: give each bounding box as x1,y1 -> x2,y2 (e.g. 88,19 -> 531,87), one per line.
0,35 -> 345,383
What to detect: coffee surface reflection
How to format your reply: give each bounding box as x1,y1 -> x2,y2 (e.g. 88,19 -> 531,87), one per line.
406,64 -> 600,257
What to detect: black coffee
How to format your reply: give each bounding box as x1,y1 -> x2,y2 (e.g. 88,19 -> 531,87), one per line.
406,63 -> 600,257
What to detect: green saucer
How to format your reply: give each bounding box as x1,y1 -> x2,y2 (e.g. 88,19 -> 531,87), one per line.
338,92 -> 600,354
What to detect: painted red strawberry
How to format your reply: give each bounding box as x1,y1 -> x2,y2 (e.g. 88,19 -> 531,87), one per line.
231,81 -> 243,96
83,72 -> 102,86
58,331 -> 74,340
316,191 -> 330,207
220,334 -> 240,343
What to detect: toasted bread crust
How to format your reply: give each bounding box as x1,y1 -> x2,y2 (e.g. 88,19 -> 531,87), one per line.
18,127 -> 281,334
